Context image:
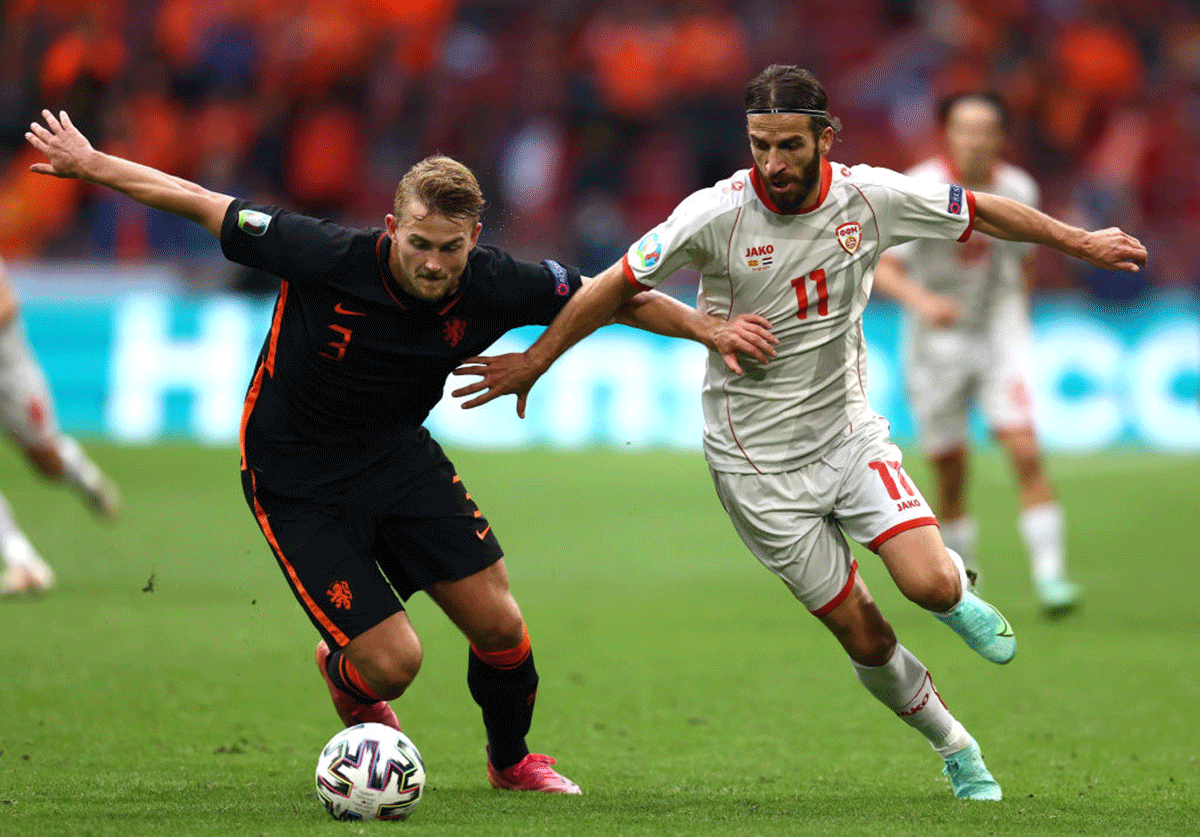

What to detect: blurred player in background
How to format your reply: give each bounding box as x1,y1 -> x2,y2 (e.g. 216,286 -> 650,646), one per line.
25,108 -> 774,794
0,256 -> 120,595
872,92 -> 1080,614
454,65 -> 1147,801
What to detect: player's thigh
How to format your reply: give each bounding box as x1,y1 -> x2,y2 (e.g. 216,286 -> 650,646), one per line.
372,459 -> 505,605
710,467 -> 857,616
906,333 -> 976,456
0,321 -> 59,448
241,471 -> 405,651
874,523 -> 961,609
833,418 -> 939,555
427,559 -> 525,652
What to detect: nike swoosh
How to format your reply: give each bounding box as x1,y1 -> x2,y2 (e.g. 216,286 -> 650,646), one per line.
992,606 -> 1014,637
334,302 -> 367,316
475,525 -> 491,540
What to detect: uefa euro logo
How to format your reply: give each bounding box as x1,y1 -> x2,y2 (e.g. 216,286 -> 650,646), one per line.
636,233 -> 662,269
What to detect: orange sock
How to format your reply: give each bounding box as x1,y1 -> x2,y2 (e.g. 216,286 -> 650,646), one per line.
470,624 -> 532,670
327,648 -> 384,704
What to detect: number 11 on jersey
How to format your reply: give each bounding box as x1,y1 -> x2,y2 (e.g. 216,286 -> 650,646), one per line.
791,269 -> 828,320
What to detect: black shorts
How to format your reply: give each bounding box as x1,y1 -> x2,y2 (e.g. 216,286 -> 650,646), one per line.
240,431 -> 503,649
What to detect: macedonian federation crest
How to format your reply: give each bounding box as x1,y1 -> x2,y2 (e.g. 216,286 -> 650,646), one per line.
836,221 -> 862,255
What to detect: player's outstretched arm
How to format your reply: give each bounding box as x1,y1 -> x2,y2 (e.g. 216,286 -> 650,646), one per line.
25,109 -> 232,238
613,290 -> 778,374
873,254 -> 961,326
452,260 -> 639,417
973,191 -> 1147,272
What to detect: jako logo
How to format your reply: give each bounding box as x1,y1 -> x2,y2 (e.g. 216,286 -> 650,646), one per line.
745,245 -> 774,257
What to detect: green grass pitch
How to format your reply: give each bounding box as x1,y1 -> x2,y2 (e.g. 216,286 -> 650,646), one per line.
1,442 -> 1197,836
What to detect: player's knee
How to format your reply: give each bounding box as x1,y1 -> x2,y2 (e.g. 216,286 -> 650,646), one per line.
852,627 -> 897,667
903,563 -> 961,612
366,645 -> 423,700
25,444 -> 64,478
469,610 -> 526,653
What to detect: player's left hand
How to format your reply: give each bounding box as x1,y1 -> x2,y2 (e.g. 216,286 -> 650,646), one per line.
711,313 -> 779,374
452,352 -> 543,418
1079,227 -> 1148,273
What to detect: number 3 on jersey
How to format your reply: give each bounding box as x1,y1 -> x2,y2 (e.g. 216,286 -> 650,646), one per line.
319,324 -> 353,361
790,269 -> 828,320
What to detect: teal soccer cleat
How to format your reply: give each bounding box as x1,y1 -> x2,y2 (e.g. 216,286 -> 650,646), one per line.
1035,576 -> 1081,616
935,590 -> 1016,664
943,737 -> 1003,800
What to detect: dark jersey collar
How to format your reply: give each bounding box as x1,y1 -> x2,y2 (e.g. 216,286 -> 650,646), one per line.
375,232 -> 466,315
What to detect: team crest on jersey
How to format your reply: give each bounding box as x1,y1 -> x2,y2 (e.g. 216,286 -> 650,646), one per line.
836,222 -> 862,255
443,318 -> 467,346
635,232 -> 662,269
744,243 -> 774,271
237,209 -> 271,236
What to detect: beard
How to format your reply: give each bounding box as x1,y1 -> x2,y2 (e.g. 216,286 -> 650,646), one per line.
769,152 -> 823,212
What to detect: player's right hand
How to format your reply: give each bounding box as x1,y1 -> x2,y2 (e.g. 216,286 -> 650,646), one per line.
25,110 -> 95,180
1079,227 -> 1148,273
711,313 -> 778,375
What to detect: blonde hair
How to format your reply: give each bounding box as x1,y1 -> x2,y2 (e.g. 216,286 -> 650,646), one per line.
394,155 -> 486,221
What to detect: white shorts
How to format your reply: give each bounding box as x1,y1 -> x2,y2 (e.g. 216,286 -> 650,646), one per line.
0,318 -> 58,449
709,416 -> 938,615
905,295 -> 1035,456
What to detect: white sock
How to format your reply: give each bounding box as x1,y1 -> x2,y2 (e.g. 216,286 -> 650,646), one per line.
55,435 -> 103,495
940,517 -> 978,575
942,547 -> 970,609
0,493 -> 39,569
1019,502 -> 1067,583
852,644 -> 973,757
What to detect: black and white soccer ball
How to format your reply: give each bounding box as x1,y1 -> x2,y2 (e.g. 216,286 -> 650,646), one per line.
315,723 -> 425,821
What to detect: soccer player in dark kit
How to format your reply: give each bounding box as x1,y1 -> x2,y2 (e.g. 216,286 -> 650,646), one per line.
26,109 -> 777,794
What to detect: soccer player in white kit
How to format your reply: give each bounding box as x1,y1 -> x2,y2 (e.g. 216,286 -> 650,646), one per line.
453,66 -> 1147,800
873,93 -> 1080,614
0,256 -> 120,595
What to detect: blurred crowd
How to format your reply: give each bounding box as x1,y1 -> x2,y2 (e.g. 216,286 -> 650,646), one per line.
1,0 -> 1198,297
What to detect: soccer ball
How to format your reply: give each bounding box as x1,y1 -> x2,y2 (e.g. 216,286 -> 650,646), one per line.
315,723 -> 425,821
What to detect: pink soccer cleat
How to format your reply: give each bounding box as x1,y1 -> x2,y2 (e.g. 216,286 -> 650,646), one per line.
315,640 -> 401,731
487,752 -> 581,794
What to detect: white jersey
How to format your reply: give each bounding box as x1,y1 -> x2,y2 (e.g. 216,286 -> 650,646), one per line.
888,157 -> 1038,334
623,159 -> 975,473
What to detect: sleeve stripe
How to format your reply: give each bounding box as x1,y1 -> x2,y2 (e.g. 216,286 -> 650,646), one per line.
621,253 -> 652,291
957,189 -> 977,242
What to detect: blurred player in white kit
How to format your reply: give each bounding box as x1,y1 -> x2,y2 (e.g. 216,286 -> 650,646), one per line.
873,92 -> 1080,614
453,65 -> 1146,800
0,256 -> 120,594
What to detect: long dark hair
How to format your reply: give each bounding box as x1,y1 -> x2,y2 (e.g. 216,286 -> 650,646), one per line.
744,65 -> 842,138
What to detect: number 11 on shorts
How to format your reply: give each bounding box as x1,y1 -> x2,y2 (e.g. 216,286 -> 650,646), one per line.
868,460 -> 914,500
